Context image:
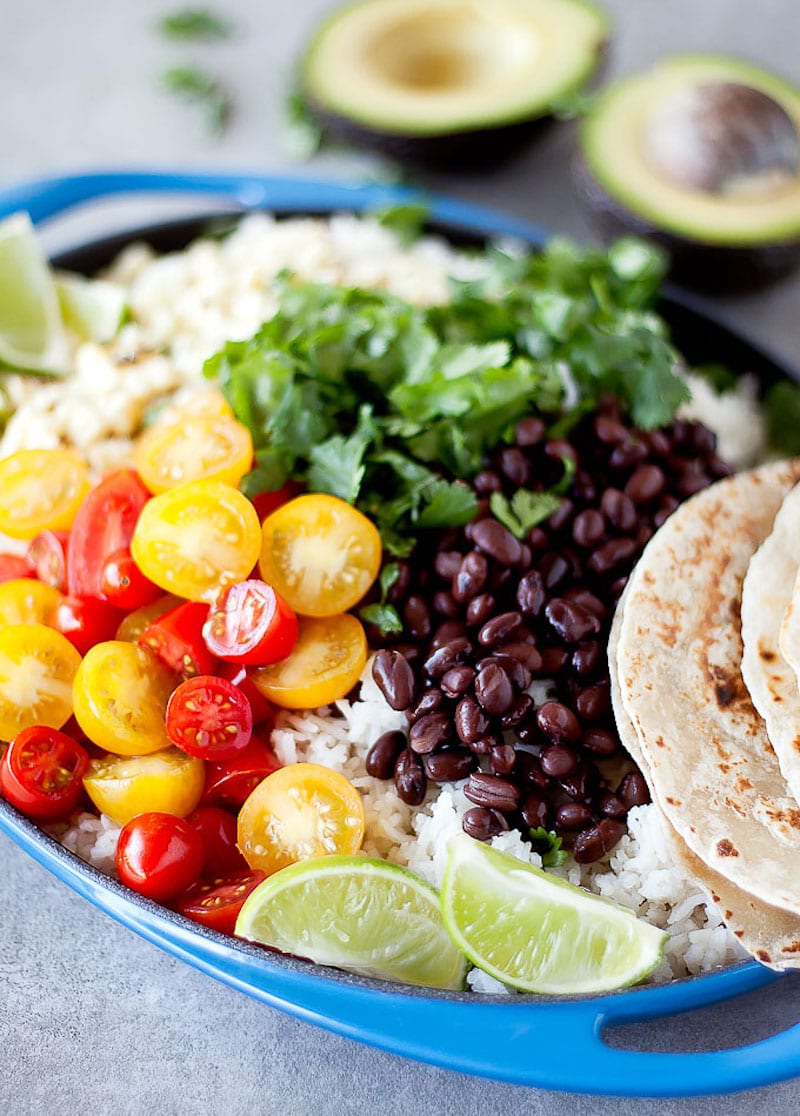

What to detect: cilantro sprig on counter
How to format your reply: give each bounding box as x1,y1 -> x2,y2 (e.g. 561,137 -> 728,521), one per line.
204,234 -> 691,555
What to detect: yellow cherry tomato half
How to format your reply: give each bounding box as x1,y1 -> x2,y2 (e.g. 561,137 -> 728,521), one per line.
258,494 -> 381,618
0,623 -> 81,740
0,578 -> 62,626
250,613 -> 366,710
237,762 -> 365,875
155,387 -> 233,426
82,748 -> 205,826
131,480 -> 261,602
115,593 -> 182,642
72,641 -> 176,756
0,449 -> 90,539
134,414 -> 254,495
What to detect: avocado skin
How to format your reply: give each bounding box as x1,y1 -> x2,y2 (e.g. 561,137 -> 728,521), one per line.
304,96 -> 557,171
575,158 -> 800,292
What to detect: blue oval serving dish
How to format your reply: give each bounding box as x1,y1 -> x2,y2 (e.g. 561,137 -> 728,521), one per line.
0,171 -> 799,1098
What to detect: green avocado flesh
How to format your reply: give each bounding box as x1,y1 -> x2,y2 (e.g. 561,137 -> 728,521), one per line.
301,0 -> 608,137
581,55 -> 800,246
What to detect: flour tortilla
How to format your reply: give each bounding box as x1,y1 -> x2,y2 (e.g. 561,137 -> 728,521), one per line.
741,480 -> 800,804
610,584 -> 800,970
779,567 -> 800,697
616,459 -> 800,915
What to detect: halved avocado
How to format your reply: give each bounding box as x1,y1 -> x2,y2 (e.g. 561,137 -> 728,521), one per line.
579,55 -> 800,288
299,0 -> 609,168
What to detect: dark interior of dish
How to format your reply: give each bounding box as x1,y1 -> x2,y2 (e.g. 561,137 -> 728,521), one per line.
11,209 -> 794,1001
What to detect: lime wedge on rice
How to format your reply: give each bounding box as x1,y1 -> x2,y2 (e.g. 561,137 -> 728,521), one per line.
235,854 -> 468,990
57,273 -> 127,343
0,212 -> 70,375
441,835 -> 666,995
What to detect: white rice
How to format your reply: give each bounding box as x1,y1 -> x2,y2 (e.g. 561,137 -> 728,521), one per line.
20,211 -> 751,988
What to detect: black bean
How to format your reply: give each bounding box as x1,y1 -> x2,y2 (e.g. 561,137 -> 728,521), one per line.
572,640 -> 603,678
587,537 -> 637,577
423,637 -> 471,679
424,748 -> 476,783
625,464 -> 666,504
677,465 -> 711,497
609,441 -> 647,470
464,772 -> 520,811
527,526 -> 548,550
560,761 -> 599,800
563,587 -> 606,619
394,748 -> 427,805
454,695 -> 489,744
473,470 -> 503,495
575,683 -> 610,722
409,712 -> 452,755
406,689 -> 443,724
434,550 -> 463,580
709,456 -> 733,479
537,646 -> 570,676
499,446 -> 530,487
654,495 -> 679,528
540,552 -> 572,592
555,802 -> 592,832
429,620 -> 467,651
545,598 -> 602,644
386,561 -> 411,604
403,594 -> 432,640
572,509 -> 606,548
596,791 -> 626,818
516,570 -> 546,618
365,731 -> 407,779
497,641 -> 542,673
471,519 -> 523,566
600,488 -> 637,532
646,429 -> 672,458
478,611 -> 524,648
515,416 -> 545,446
474,662 -> 514,715
581,728 -> 619,756
372,649 -> 417,711
594,415 -> 629,445
478,653 -> 530,692
690,423 -> 717,457
520,792 -> 550,830
489,743 -> 516,775
546,498 -> 574,534
440,665 -> 475,698
462,807 -> 509,841
500,692 -> 534,729
617,769 -> 651,808
431,590 -> 459,619
536,701 -> 581,744
540,743 -> 579,777
544,439 -> 578,467
466,592 -> 496,627
572,819 -> 627,863
514,750 -> 551,790
452,551 -> 489,602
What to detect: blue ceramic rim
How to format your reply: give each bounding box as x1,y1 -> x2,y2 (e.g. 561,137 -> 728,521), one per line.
0,169 -> 797,1097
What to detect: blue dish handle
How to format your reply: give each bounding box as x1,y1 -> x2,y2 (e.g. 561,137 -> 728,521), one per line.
0,169 -> 549,245
1,168 -> 798,1096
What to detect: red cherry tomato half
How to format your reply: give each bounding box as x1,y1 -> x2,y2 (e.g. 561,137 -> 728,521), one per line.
115,812 -> 205,903
0,553 -> 35,584
203,579 -> 298,667
139,600 -> 219,679
218,662 -> 273,726
250,483 -> 302,523
49,596 -> 125,656
186,805 -> 248,877
201,733 -> 282,809
68,469 -> 151,599
166,674 -> 252,761
0,725 -> 89,821
26,530 -> 69,589
175,870 -> 266,936
101,547 -> 162,611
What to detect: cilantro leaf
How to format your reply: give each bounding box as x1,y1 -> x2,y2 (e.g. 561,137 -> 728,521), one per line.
529,827 -> 568,868
490,489 -> 563,539
358,603 -> 403,635
158,8 -> 231,39
307,406 -> 377,503
373,203 -> 429,247
160,66 -> 232,134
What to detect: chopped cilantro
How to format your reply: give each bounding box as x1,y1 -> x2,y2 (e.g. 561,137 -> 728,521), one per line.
160,66 -> 232,134
373,203 -> 430,247
529,828 -> 568,868
158,8 -> 231,40
490,489 -> 562,539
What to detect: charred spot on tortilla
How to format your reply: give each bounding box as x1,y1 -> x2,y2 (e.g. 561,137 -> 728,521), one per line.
734,929 -> 745,938
665,796 -> 682,806
724,909 -> 733,919
759,644 -> 777,663
764,804 -> 800,828
716,839 -> 738,857
780,941 -> 800,953
734,775 -> 754,793
756,949 -> 772,962
655,735 -> 666,748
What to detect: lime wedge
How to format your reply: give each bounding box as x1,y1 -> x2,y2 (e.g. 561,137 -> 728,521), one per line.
441,835 -> 666,995
57,273 -> 127,343
0,212 -> 70,375
235,854 -> 468,990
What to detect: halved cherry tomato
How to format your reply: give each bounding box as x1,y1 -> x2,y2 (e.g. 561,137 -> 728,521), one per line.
237,762 -> 365,875
49,596 -> 124,656
139,601 -> 219,678
131,480 -> 261,602
115,593 -> 181,643
0,624 -> 81,740
0,578 -> 63,626
27,530 -> 69,589
0,725 -> 89,821
72,641 -> 175,756
67,469 -> 151,599
0,449 -> 90,540
203,579 -> 298,666
155,388 -> 233,426
258,494 -> 381,618
166,675 -> 252,761
201,733 -> 281,809
250,613 -> 367,710
116,812 -> 205,903
0,554 -> 35,583
100,547 -> 162,611
176,870 -> 266,935
218,662 -> 273,725
83,748 -> 205,826
186,805 -> 248,877
134,414 -> 254,494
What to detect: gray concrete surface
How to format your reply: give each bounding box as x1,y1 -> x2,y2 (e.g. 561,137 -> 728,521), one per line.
2,1 -> 800,1112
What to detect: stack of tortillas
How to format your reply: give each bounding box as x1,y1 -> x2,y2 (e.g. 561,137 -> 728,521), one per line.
610,458 -> 800,971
